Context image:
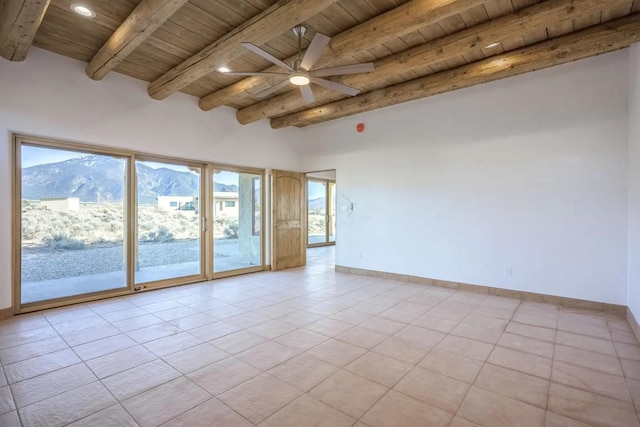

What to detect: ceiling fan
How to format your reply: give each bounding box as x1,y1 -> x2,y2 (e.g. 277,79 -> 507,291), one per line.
219,25 -> 374,104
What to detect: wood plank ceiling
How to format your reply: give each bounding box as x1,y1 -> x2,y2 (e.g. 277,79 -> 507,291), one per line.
1,0 -> 640,128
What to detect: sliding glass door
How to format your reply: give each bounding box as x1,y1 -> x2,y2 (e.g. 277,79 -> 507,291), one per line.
15,136 -> 265,312
212,168 -> 263,275
134,158 -> 205,287
307,179 -> 336,246
18,142 -> 129,305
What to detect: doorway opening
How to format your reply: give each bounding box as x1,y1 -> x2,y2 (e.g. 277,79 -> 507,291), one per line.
306,170 -> 336,268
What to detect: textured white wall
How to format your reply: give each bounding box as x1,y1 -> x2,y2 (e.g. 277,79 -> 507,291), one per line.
300,50 -> 630,305
628,44 -> 640,317
0,48 -> 303,310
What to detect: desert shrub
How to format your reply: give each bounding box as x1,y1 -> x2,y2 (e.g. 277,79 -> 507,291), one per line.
308,214 -> 325,234
142,225 -> 175,242
223,219 -> 239,239
44,233 -> 86,250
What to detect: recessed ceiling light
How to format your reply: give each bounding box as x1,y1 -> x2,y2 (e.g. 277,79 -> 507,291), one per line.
70,4 -> 96,18
218,66 -> 230,73
485,42 -> 501,49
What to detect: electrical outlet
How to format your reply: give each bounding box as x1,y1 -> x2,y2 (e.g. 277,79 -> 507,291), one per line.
504,267 -> 513,277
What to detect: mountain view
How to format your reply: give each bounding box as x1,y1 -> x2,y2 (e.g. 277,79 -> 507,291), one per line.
22,155 -> 238,203
308,197 -> 326,213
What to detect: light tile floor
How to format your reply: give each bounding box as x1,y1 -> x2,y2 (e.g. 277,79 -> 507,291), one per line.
1,246 -> 640,426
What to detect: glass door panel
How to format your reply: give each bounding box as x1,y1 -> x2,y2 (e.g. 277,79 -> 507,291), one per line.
329,182 -> 336,243
135,160 -> 203,284
212,169 -> 262,273
20,145 -> 128,304
308,180 -> 327,245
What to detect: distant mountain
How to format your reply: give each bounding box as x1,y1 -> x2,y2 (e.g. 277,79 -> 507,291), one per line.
22,155 -> 238,203
308,197 -> 326,212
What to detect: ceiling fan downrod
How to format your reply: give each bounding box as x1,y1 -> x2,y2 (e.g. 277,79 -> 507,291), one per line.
292,24 -> 307,71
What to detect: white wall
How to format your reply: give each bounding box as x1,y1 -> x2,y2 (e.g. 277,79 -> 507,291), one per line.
0,48 -> 303,310
628,44 -> 640,317
301,50 -> 630,305
307,170 -> 336,180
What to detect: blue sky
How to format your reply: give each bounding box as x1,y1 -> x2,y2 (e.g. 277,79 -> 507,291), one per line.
308,180 -> 326,199
21,145 -> 81,168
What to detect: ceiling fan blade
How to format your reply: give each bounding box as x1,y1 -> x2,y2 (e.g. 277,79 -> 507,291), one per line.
299,85 -> 315,104
310,77 -> 360,96
223,71 -> 289,76
254,79 -> 292,99
310,63 -> 374,78
300,32 -> 330,71
241,42 -> 294,71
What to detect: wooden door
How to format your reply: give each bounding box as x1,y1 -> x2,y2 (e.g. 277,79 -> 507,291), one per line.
272,170 -> 306,270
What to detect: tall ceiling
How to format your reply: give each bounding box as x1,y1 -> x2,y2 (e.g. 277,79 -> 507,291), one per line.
1,0 -> 639,128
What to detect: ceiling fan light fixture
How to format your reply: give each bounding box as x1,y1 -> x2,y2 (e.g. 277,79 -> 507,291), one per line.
218,66 -> 230,73
289,72 -> 310,86
70,4 -> 96,18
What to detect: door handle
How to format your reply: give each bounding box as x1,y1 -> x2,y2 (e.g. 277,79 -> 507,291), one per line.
202,217 -> 208,233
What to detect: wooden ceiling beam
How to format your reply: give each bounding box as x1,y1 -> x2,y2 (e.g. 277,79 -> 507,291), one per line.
270,13 -> 640,129
0,0 -> 51,61
198,0 -> 490,111
147,0 -> 338,100
86,0 -> 189,80
237,0 -> 622,125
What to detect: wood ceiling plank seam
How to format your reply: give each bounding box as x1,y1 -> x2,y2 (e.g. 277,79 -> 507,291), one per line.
235,0 -> 627,125
144,36 -> 193,59
198,0 -> 491,111
42,4 -> 121,36
437,14 -> 469,36
444,55 -> 470,68
499,35 -> 526,51
398,32 -> 428,49
317,3 -> 362,30
166,12 -> 228,43
270,13 -> 640,128
32,35 -> 95,61
366,45 -> 395,59
184,1 -> 235,28
149,27 -> 215,55
34,20 -> 109,52
337,0 -> 378,23
362,0 -> 402,14
157,20 -> 217,50
147,0 -> 341,99
601,1 -> 636,21
572,10 -> 605,31
521,26 -> 549,45
483,0 -> 515,18
304,13 -> 344,36
546,19 -> 575,38
205,0 -> 257,26
463,49 -> 488,63
458,4 -> 491,27
244,0 -> 279,9
379,38 -> 411,54
125,43 -> 186,68
417,24 -> 447,43
173,4 -> 234,33
214,0 -> 262,20
510,0 -> 542,9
